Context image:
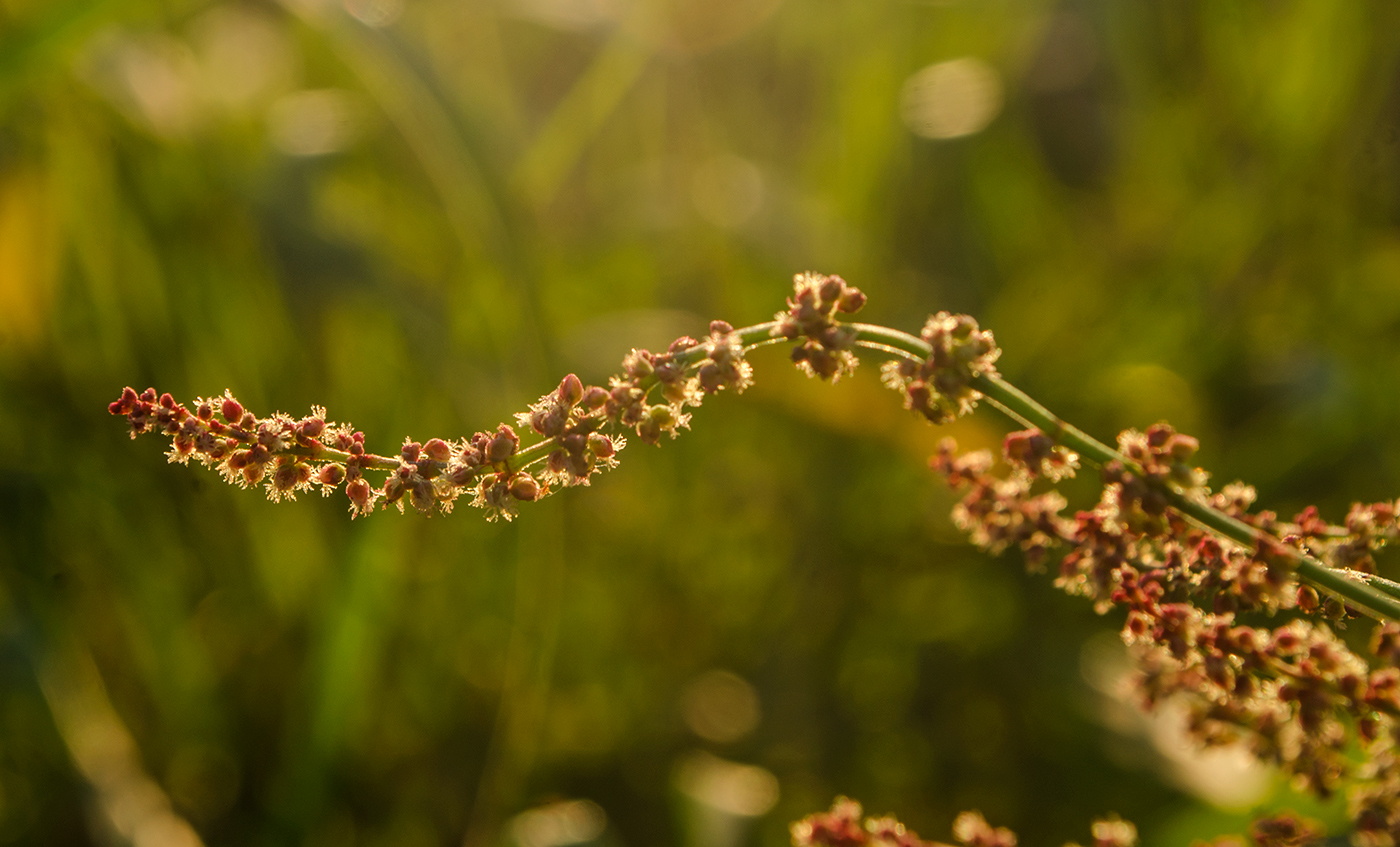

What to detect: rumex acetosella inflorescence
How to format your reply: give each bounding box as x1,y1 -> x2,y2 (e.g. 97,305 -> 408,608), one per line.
112,271 -> 1400,845
934,424 -> 1400,844
791,797 -> 1141,847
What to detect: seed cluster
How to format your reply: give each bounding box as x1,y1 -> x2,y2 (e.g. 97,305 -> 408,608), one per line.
112,275 -> 1400,844
880,312 -> 1000,423
791,797 -> 1136,847
774,272 -> 868,380
933,425 -> 1400,842
108,312 -> 773,520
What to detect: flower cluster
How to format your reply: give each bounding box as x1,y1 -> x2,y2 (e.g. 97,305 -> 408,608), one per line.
931,427 -> 1400,843
110,309 -> 769,520
774,272 -> 868,380
880,312 -> 1000,424
790,797 -> 1136,847
115,274 -> 1400,845
1291,502 -> 1400,576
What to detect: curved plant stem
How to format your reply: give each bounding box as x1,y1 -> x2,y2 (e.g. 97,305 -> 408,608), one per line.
836,322 -> 1400,622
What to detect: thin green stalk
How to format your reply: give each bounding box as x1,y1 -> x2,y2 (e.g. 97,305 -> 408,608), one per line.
831,322 -> 1400,622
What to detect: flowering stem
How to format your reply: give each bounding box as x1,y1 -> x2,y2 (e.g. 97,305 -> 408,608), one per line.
821,321 -> 1400,621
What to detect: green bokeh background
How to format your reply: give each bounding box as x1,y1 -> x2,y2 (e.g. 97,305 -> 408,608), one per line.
3,1 -> 1400,845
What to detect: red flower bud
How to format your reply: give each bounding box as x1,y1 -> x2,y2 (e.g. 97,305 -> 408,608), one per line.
558,373 -> 584,407
837,288 -> 866,313
508,473 -> 540,501
346,478 -> 374,514
581,386 -> 609,410
222,397 -> 243,423
486,426 -> 518,463
424,438 -> 451,462
588,433 -> 615,459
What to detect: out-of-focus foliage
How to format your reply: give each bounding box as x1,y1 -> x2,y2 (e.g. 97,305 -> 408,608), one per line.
2,1 -> 1399,846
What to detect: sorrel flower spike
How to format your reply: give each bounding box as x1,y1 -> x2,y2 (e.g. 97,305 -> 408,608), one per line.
932,428 -> 1400,827
109,272 -> 1400,623
790,796 -> 1140,847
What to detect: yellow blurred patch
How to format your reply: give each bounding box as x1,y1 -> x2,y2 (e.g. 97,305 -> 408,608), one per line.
1095,363 -> 1200,433
0,169 -> 58,354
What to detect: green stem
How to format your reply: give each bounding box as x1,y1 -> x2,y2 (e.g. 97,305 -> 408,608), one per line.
840,322 -> 1400,622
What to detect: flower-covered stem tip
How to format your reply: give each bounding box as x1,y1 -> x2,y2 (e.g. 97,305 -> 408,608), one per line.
790,797 -> 1135,847
774,272 -> 868,381
106,273 -> 1400,620
961,370 -> 1400,622
832,318 -> 1400,621
109,314 -> 777,520
933,429 -> 1400,826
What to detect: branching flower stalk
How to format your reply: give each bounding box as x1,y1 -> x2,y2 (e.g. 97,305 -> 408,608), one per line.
109,272 -> 1400,620
790,797 -> 1321,847
112,272 -> 1400,844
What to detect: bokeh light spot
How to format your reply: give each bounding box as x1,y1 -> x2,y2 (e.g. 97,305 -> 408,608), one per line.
267,89 -> 364,157
900,58 -> 1003,140
679,669 -> 761,743
510,799 -> 607,847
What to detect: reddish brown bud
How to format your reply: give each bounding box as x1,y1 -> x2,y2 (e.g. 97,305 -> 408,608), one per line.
446,464 -> 477,487
300,417 -> 325,439
624,350 -> 654,378
558,373 -> 584,407
547,449 -> 570,475
272,462 -> 308,492
197,402 -> 213,421
424,438 -> 451,462
222,397 -> 243,423
710,320 -> 734,335
837,288 -> 867,313
508,473 -> 540,501
817,275 -> 845,305
486,426 -> 519,463
140,388 -> 157,403
1168,434 -> 1199,461
402,441 -> 422,463
317,464 -> 346,486
588,433 -> 615,459
409,477 -> 434,512
347,478 -> 373,514
581,386 -> 609,410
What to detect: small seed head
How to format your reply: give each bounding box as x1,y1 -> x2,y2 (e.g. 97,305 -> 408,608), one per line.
588,433 -> 615,459
508,473 -> 540,501
558,373 -> 584,407
424,438 -> 451,462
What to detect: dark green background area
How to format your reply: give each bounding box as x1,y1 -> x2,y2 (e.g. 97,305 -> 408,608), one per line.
2,1 -> 1399,845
